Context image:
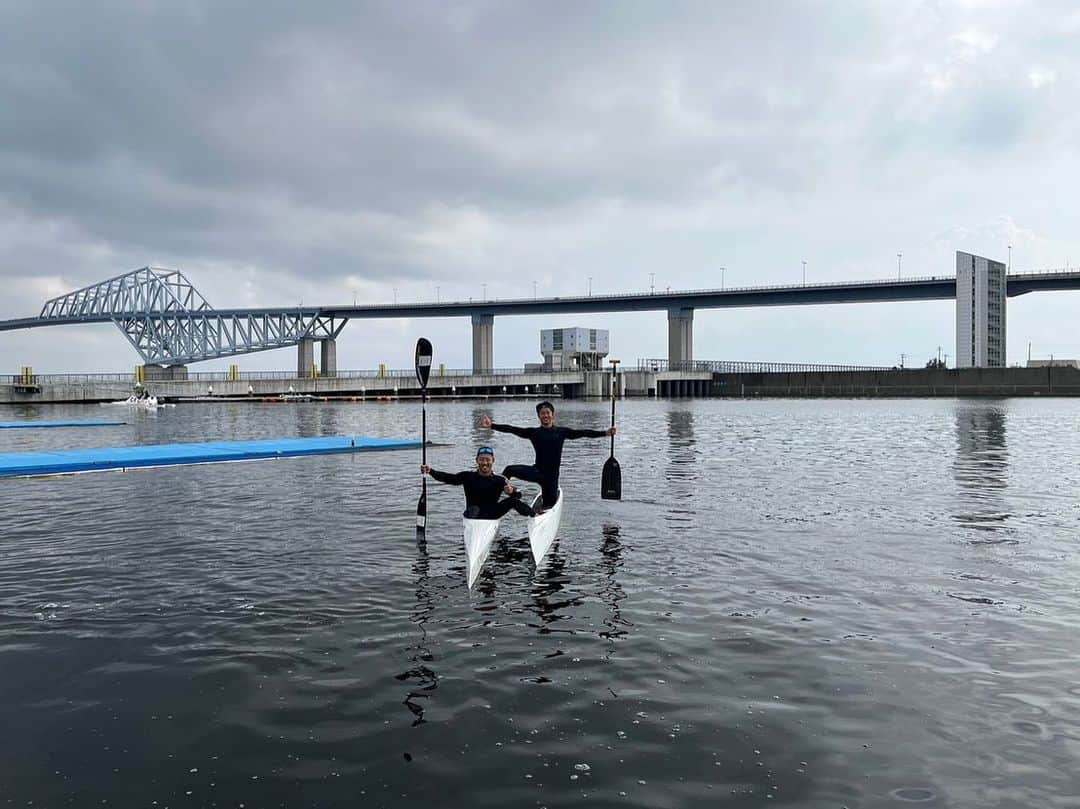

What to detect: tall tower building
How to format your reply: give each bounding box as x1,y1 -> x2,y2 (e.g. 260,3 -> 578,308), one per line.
955,251 -> 1006,368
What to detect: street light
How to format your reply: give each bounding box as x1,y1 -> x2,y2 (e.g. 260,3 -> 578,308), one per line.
802,260 -> 807,285
897,252 -> 902,280
588,276 -> 592,296
720,266 -> 726,290
1008,244 -> 1012,272
533,280 -> 537,298
650,272 -> 655,294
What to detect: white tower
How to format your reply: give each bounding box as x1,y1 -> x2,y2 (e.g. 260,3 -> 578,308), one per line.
956,251 -> 1006,368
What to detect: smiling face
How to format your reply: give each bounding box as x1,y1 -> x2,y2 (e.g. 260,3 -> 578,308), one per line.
537,406 -> 555,428
476,453 -> 495,475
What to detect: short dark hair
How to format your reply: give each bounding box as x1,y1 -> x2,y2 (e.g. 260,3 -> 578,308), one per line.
535,401 -> 555,415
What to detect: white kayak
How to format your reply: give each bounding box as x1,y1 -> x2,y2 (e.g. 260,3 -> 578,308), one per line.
463,515 -> 501,588
528,487 -> 564,565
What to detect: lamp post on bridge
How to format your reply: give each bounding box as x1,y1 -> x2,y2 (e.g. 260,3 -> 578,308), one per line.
650,272 -> 655,294
720,266 -> 726,289
802,260 -> 806,286
897,252 -> 902,280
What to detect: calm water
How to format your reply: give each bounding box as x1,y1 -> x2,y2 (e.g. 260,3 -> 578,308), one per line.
2,398 -> 1079,808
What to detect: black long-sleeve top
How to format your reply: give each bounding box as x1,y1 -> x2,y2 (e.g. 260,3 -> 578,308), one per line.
489,423 -> 608,477
428,469 -> 510,518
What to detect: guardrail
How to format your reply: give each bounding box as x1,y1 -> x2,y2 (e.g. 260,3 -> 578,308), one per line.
1,367 -> 572,384
638,359 -> 894,373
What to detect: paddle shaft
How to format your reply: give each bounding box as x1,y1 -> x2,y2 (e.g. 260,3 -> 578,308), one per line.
609,360 -> 619,455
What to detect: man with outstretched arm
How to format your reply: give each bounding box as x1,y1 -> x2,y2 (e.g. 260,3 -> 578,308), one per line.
421,446 -> 536,519
480,401 -> 616,511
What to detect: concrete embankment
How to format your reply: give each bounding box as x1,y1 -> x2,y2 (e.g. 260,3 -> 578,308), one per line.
713,366 -> 1080,397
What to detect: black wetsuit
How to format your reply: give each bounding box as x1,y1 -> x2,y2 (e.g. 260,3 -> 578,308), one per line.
428,469 -> 534,519
490,423 -> 609,509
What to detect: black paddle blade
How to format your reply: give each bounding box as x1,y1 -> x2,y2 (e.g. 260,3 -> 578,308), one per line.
414,338 -> 433,388
416,482 -> 427,533
601,456 -> 622,500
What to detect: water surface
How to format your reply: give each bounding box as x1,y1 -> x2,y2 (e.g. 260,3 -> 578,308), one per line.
2,398 -> 1079,807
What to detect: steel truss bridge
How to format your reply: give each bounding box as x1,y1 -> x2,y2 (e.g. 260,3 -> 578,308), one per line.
1,265 -> 1080,367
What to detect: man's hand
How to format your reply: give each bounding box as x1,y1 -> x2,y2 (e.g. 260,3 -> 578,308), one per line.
608,426 -> 617,437
481,415 -> 492,429
420,464 -> 431,475
503,482 -> 515,495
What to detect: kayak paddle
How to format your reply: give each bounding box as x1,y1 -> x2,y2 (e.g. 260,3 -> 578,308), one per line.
415,338 -> 433,533
601,359 -> 621,500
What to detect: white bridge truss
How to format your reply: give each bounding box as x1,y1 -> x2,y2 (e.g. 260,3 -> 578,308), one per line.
39,267 -> 346,365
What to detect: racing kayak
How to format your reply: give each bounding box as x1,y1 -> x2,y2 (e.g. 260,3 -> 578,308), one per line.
463,515 -> 501,588
528,487 -> 564,565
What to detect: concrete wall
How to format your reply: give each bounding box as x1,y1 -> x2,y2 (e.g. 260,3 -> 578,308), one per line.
713,366 -> 1080,397
0,370 -> 589,404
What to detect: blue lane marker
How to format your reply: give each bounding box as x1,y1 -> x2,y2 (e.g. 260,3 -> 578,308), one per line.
0,419 -> 126,429
0,435 -> 421,478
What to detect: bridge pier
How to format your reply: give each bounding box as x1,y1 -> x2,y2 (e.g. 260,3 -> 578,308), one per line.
298,338 -> 314,377
472,313 -> 494,372
668,306 -> 694,368
320,339 -> 337,378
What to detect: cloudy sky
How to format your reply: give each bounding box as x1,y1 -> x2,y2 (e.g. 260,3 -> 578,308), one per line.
2,0 -> 1079,373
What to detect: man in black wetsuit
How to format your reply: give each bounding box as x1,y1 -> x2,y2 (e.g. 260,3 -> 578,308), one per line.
421,446 -> 536,519
480,401 -> 615,511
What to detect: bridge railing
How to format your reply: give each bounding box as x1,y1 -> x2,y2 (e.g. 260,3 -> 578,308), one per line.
0,368 -> 575,384
638,359 -> 894,373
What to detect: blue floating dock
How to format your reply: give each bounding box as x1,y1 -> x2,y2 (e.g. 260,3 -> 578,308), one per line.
0,435 -> 421,478
0,419 -> 126,429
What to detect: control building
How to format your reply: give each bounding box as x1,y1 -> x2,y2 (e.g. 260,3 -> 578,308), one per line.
956,251 -> 1006,368
528,327 -> 609,371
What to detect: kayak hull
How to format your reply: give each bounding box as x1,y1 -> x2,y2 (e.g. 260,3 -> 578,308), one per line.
528,487 -> 564,565
463,516 -> 500,588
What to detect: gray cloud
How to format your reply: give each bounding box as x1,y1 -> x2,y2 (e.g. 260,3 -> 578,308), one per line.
2,0 -> 1079,370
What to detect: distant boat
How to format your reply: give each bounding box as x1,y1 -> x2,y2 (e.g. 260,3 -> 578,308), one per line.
100,395 -> 171,410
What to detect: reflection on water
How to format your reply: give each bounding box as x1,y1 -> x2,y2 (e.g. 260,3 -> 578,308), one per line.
396,537 -> 438,726
952,403 -> 1012,535
599,524 -> 631,650
664,409 -> 697,528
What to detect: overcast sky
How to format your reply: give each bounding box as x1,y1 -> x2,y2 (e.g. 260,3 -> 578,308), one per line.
2,0 -> 1079,373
